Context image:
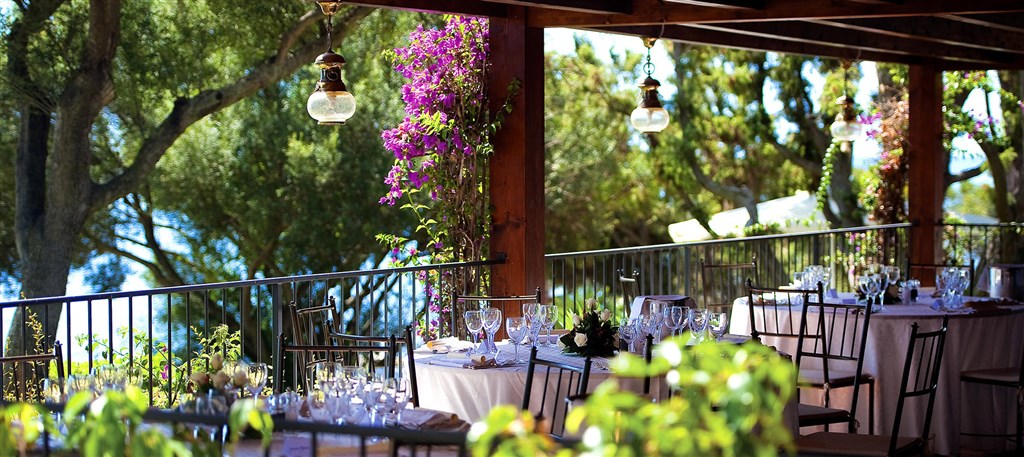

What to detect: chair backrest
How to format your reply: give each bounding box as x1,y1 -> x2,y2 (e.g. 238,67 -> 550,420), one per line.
906,259 -> 975,296
0,341 -> 64,402
889,316 -> 949,455
275,333 -> 398,395
745,279 -> 817,351
618,269 -> 641,314
800,300 -> 874,431
451,288 -> 541,338
703,256 -> 759,312
522,346 -> 593,437
288,298 -> 342,346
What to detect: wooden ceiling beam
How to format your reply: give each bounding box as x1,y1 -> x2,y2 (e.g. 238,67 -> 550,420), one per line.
342,0 -> 508,17
663,0 -> 765,9
529,0 -> 1024,28
693,21 -> 1018,66
483,0 -> 631,14
587,24 -> 920,65
941,13 -> 1024,34
820,17 -> 1024,55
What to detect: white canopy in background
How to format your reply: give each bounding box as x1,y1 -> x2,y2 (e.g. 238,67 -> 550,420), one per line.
668,190 -> 828,243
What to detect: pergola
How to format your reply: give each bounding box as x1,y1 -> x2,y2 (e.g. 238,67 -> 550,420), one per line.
349,0 -> 1024,298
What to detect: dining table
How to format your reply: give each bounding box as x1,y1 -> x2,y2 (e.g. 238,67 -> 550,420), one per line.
729,290 -> 1024,455
414,339 -> 799,436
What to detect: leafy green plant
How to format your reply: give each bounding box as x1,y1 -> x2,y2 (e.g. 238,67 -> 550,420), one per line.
0,402 -> 54,457
470,336 -> 796,456
64,386 -> 191,457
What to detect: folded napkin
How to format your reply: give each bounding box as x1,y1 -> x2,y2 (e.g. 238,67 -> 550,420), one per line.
401,408 -> 461,430
442,353 -> 499,368
416,337 -> 475,354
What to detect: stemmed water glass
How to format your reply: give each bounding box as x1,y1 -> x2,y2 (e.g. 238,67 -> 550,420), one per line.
708,312 -> 729,342
688,308 -> 709,342
540,304 -> 558,346
522,303 -> 543,348
664,305 -> 684,337
245,362 -> 268,398
482,307 -> 502,354
464,310 -> 484,353
506,317 -> 528,363
647,301 -> 666,343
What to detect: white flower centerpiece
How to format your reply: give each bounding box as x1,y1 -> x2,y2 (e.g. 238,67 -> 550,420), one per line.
558,299 -> 618,358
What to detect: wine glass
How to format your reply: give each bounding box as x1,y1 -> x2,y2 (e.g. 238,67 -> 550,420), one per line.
791,271 -> 805,289
308,388 -> 331,423
688,308 -> 709,342
313,362 -> 336,392
647,301 -> 666,343
390,378 -> 411,425
464,310 -> 484,353
506,317 -> 528,364
708,312 -> 729,342
245,362 -> 268,398
540,304 -> 558,347
522,303 -> 542,348
482,307 -> 502,354
196,392 -> 227,441
663,305 -> 684,337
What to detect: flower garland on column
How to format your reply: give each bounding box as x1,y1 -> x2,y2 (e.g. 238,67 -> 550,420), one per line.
378,16 -> 518,339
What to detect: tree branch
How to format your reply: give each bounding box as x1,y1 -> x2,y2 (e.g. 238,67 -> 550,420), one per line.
947,164 -> 987,186
88,6 -> 374,213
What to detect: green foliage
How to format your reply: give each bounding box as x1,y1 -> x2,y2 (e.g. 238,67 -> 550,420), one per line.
470,337 -> 796,456
0,402 -> 54,456
72,323 -> 243,408
742,222 -> 783,237
545,38 -> 680,251
64,387 -> 191,457
466,405 -> 569,457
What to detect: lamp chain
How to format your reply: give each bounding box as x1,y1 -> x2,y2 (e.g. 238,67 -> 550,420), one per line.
643,46 -> 654,77
326,11 -> 334,50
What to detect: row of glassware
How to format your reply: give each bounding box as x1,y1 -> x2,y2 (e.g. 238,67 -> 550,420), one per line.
284,363 -> 413,427
619,303 -> 729,353
463,303 -> 558,364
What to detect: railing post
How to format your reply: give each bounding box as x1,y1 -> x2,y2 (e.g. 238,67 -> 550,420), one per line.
271,283 -> 283,391
683,246 -> 692,298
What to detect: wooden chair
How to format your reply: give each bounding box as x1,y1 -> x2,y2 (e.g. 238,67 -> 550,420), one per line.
522,346 -> 593,437
960,339 -> 1024,450
275,332 -> 399,394
745,279 -> 815,346
795,317 -> 949,457
399,325 -> 421,408
288,298 -> 342,346
798,300 -> 876,434
702,255 -> 758,314
906,258 -> 975,296
451,288 -> 541,338
0,341 -> 64,402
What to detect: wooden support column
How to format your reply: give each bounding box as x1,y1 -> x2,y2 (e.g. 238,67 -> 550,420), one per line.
488,7 -> 546,314
907,63 -> 946,272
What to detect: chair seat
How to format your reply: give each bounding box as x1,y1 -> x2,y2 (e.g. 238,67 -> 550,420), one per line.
795,431 -> 923,457
798,403 -> 851,427
960,367 -> 1020,387
800,368 -> 875,389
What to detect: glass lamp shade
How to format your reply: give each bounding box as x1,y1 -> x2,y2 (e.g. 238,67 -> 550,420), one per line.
630,106 -> 670,133
307,89 -> 356,125
829,117 -> 862,142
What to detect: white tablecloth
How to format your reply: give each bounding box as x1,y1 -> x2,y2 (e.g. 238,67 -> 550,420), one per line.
415,341 -> 799,438
731,293 -> 1024,455
414,344 -> 624,425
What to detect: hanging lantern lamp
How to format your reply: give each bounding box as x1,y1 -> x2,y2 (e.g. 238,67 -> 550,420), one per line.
829,61 -> 862,142
307,0 -> 356,125
630,37 -> 670,133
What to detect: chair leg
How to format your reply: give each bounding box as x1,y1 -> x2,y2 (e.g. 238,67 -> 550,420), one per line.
868,379 -> 875,435
1016,388 -> 1022,450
